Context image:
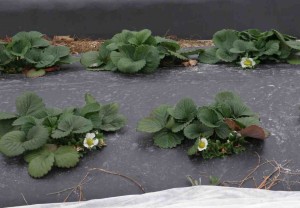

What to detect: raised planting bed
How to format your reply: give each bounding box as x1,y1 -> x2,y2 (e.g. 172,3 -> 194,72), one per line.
0,62 -> 300,207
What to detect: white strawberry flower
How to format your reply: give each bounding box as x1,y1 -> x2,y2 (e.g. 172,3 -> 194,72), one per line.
240,57 -> 256,68
83,133 -> 99,149
198,138 -> 208,151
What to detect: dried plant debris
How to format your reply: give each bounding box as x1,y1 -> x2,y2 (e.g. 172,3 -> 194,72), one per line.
48,167 -> 145,202
50,35 -> 212,55
182,59 -> 198,67
187,153 -> 300,190
52,36 -> 103,54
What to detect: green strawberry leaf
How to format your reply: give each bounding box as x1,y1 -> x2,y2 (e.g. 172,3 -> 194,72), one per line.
215,103 -> 233,118
0,131 -> 26,157
286,40 -> 300,50
215,121 -> 231,139
187,140 -> 199,156
16,92 -> 45,116
263,40 -> 280,56
214,92 -> 255,118
25,48 -> 55,68
54,146 -> 79,168
230,100 -> 255,117
109,30 -> 134,47
184,122 -> 214,139
171,120 -> 192,133
137,117 -> 164,133
153,130 -> 184,148
167,50 -> 188,60
85,93 -> 98,104
235,117 -> 260,127
13,116 -> 42,134
11,31 -> 49,48
44,46 -> 70,59
90,103 -> 126,131
287,53 -> 300,65
117,58 -> 146,73
58,55 -> 78,64
0,47 -> 13,65
128,29 -> 152,45
0,119 -> 15,137
12,31 -> 43,40
178,48 -> 203,56
197,107 -> 220,128
168,98 -> 197,121
198,47 -> 220,64
215,91 -> 241,103
134,45 -> 160,73
0,125 -> 49,157
43,117 -> 58,128
230,40 -> 257,53
150,105 -> 171,124
51,115 -> 93,138
99,103 -> 119,118
155,36 -> 180,51
9,39 -> 31,57
30,38 -> 50,48
22,126 -> 49,151
216,48 -> 238,62
26,148 -> 55,178
137,105 -> 171,133
80,51 -> 103,68
0,112 -> 17,120
213,29 -> 239,51
13,116 -> 37,126
80,103 -> 101,117
100,114 -> 126,131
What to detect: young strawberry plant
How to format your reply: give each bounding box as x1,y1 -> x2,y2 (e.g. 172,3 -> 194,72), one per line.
80,29 -> 193,74
137,92 -> 269,159
0,31 -> 77,77
198,29 -> 300,68
0,92 -> 126,178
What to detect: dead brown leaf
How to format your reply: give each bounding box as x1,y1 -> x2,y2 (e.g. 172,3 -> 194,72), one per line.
53,35 -> 74,42
182,59 -> 198,67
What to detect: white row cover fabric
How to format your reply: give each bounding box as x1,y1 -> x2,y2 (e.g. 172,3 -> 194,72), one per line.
14,186 -> 300,208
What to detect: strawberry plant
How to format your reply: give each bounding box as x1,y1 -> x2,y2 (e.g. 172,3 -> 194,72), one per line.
0,92 -> 126,178
198,29 -> 300,68
80,29 -> 193,74
137,92 -> 269,159
0,31 -> 77,77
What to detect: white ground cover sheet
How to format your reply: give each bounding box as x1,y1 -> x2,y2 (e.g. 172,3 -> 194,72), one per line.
14,186 -> 300,208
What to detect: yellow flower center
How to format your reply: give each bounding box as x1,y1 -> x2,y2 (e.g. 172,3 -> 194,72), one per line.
243,59 -> 253,67
86,138 -> 94,146
198,141 -> 206,149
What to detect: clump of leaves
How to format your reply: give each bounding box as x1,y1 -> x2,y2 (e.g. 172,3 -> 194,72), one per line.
137,92 -> 269,159
0,92 -> 126,178
0,31 -> 77,77
80,29 -> 195,74
198,29 -> 300,67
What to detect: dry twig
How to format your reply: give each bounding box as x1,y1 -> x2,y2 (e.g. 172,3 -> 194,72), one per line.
220,153 -> 300,190
48,167 -> 145,202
